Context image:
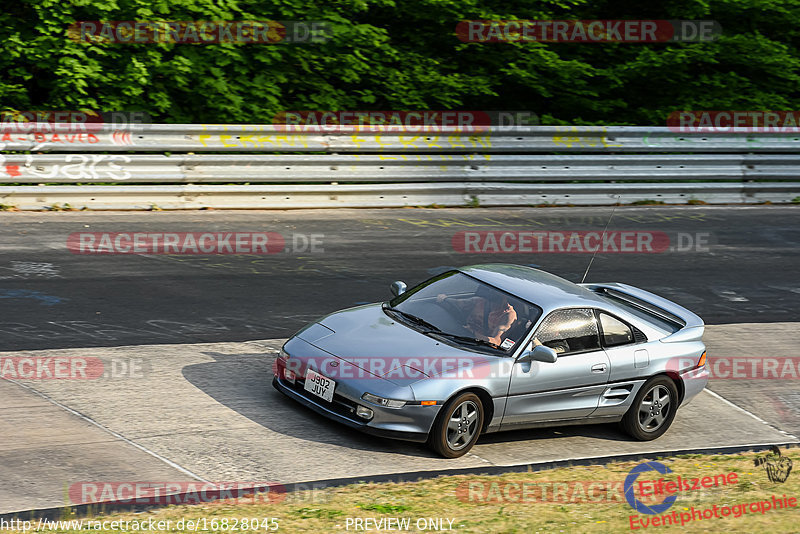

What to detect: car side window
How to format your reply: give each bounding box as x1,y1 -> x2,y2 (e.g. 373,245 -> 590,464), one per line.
535,308 -> 601,355
598,312 -> 634,347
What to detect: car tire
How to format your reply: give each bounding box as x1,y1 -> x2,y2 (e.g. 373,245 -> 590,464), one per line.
428,392 -> 484,458
621,375 -> 679,441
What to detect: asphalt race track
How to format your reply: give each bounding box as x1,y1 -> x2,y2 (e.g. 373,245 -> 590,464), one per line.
0,206 -> 798,352
1,206 -> 799,515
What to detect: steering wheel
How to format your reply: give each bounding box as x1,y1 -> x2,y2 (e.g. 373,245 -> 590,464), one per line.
435,296 -> 464,319
434,298 -> 483,338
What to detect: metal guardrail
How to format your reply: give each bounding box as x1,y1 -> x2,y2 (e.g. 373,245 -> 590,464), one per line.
2,124 -> 800,153
2,154 -> 800,184
1,124 -> 799,209
1,182 -> 796,210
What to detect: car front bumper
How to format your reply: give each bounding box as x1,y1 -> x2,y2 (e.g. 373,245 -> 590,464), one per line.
272,374 -> 434,443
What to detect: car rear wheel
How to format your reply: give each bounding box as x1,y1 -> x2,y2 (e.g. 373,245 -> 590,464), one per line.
621,376 -> 679,441
429,392 -> 484,458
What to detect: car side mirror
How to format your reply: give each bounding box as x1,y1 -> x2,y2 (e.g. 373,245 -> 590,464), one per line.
517,344 -> 558,364
390,281 -> 407,297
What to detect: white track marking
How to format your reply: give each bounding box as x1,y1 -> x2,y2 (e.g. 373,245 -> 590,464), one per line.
4,377 -> 210,482
465,451 -> 494,465
703,388 -> 799,441
710,287 -> 749,302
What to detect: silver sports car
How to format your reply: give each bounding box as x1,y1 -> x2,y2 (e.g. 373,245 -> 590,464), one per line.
273,264 -> 708,458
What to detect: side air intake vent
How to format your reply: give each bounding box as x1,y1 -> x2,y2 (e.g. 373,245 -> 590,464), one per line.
632,326 -> 647,343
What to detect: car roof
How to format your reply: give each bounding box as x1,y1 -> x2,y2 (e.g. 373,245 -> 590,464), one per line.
458,263 -> 609,313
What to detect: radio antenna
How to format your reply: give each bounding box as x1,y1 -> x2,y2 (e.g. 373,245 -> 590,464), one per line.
580,196 -> 621,284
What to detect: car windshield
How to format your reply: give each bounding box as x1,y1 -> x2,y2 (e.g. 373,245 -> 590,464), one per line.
386,271 -> 542,354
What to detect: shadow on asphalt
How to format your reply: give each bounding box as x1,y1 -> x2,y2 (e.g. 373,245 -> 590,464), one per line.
183,351 -> 634,458
183,351 -> 438,457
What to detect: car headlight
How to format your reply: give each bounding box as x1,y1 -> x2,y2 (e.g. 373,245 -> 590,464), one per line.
361,392 -> 406,409
278,348 -> 296,383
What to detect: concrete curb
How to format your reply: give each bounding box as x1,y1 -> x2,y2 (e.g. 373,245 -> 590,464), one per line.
3,441 -> 797,522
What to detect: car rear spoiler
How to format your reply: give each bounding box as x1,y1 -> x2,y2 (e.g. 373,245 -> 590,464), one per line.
580,282 -> 705,342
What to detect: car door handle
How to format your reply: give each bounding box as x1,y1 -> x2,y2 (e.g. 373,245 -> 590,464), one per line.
591,363 -> 607,373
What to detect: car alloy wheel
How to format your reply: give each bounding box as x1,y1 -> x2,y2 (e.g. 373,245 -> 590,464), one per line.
638,384 -> 672,432
621,375 -> 678,441
429,392 -> 484,458
446,400 -> 480,450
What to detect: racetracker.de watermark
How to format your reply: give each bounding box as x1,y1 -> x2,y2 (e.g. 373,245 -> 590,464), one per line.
68,21 -> 331,44
667,111 -> 800,132
277,355 -> 497,381
0,111 -> 150,133
669,356 -> 800,380
456,471 -> 740,505
67,232 -> 324,254
456,480 -> 625,503
0,356 -> 146,380
452,231 -> 712,254
456,20 -> 721,43
68,482 -> 286,506
272,110 -> 539,133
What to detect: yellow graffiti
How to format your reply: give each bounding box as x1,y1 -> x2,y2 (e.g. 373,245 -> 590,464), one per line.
469,135 -> 492,149
197,125 -> 494,152
552,126 -> 623,149
396,217 -> 537,228
447,135 -> 467,149
198,133 -> 311,148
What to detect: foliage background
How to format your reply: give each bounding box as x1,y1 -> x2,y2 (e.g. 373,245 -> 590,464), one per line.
0,0 -> 798,124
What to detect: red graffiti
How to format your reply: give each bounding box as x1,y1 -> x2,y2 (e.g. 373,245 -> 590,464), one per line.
32,132 -> 101,144
0,132 -> 101,144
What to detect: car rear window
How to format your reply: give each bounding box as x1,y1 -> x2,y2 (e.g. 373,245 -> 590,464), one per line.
595,292 -> 682,334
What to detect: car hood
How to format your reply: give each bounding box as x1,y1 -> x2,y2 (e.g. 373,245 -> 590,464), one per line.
296,303 -> 493,385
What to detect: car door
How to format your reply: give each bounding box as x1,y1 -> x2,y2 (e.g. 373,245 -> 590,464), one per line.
501,308 -> 611,428
592,310 -> 650,416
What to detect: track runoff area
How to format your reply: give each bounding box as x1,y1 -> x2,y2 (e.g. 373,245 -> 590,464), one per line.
0,206 -> 797,528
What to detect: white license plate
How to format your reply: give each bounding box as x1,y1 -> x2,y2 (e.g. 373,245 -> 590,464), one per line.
304,369 -> 335,403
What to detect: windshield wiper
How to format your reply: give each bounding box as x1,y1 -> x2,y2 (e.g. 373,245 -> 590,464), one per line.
383,305 -> 443,334
430,332 -> 501,351
383,306 -> 501,351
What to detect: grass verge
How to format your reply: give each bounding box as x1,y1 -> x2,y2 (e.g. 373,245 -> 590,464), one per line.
10,448 -> 800,533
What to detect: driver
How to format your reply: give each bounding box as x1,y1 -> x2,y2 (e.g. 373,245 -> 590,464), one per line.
437,291 -> 517,347
532,326 -> 570,354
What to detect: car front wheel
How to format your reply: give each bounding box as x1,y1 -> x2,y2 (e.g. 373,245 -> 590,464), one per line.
621,376 -> 679,441
429,392 -> 484,458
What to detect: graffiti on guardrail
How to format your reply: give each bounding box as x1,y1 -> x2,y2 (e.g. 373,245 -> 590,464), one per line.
197,126 -> 494,150
1,131 -> 102,148
345,134 -> 493,150
551,126 -> 624,149
0,155 -> 132,180
272,110 -> 539,133
197,130 -> 316,149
